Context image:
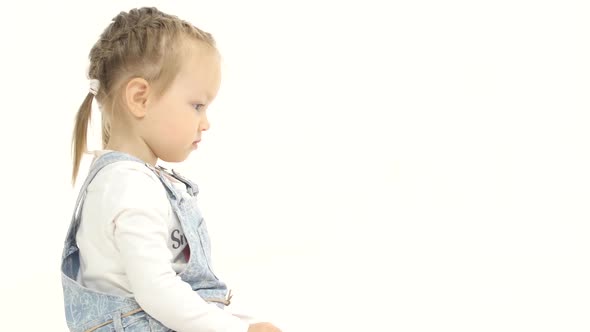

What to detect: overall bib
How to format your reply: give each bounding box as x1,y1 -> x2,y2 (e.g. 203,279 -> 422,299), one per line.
61,151 -> 231,331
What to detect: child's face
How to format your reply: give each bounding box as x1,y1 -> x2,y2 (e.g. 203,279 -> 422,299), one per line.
143,48 -> 221,162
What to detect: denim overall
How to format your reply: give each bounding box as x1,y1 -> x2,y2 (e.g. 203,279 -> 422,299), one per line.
61,151 -> 231,331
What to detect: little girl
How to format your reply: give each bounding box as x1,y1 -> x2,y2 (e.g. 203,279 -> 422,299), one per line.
60,7 -> 281,332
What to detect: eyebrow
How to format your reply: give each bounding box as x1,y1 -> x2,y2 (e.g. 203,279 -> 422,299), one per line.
203,90 -> 217,103
191,90 -> 210,103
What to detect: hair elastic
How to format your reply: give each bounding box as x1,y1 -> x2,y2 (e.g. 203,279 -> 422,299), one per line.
89,79 -> 100,96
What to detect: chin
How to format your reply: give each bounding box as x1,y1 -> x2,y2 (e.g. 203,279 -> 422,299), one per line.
159,152 -> 189,163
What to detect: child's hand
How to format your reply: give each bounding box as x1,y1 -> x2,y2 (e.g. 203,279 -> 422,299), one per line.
247,322 -> 282,332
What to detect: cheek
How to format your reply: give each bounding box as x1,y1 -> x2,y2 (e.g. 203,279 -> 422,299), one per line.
152,110 -> 174,134
168,109 -> 198,139
147,106 -> 176,139
148,101 -> 198,141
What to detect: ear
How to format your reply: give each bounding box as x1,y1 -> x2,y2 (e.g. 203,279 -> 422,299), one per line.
124,77 -> 151,118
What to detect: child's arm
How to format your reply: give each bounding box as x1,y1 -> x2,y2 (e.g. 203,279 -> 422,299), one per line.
247,323 -> 282,332
111,167 -> 249,332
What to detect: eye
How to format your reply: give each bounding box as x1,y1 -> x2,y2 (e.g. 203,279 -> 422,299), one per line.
192,104 -> 205,112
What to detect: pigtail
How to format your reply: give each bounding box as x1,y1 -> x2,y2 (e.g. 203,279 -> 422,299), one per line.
71,92 -> 94,185
101,112 -> 110,149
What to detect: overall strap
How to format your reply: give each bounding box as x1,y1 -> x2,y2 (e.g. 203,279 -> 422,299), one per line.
156,165 -> 200,197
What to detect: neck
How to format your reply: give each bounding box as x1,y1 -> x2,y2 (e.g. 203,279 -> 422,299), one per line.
105,133 -> 158,166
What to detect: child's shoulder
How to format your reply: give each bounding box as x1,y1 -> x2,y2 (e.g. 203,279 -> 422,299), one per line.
87,151 -> 168,205
99,160 -> 160,184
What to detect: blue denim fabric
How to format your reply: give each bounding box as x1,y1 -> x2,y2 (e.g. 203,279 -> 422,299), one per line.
61,151 -> 229,331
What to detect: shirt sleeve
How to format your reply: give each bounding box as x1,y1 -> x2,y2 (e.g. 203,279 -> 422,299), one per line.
109,164 -> 249,332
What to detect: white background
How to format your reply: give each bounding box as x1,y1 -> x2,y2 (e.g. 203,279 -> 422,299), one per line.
0,0 -> 589,331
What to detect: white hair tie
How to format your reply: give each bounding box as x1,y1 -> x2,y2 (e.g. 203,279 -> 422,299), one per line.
89,79 -> 100,96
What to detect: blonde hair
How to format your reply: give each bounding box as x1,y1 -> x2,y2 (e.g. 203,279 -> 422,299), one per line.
71,7 -> 217,184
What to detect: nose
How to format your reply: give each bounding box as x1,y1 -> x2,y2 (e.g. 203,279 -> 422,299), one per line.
200,112 -> 210,132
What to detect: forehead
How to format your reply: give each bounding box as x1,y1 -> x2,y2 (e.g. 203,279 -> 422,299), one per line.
175,46 -> 221,100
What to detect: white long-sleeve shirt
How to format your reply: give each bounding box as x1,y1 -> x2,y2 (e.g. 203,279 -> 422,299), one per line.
76,150 -> 249,332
